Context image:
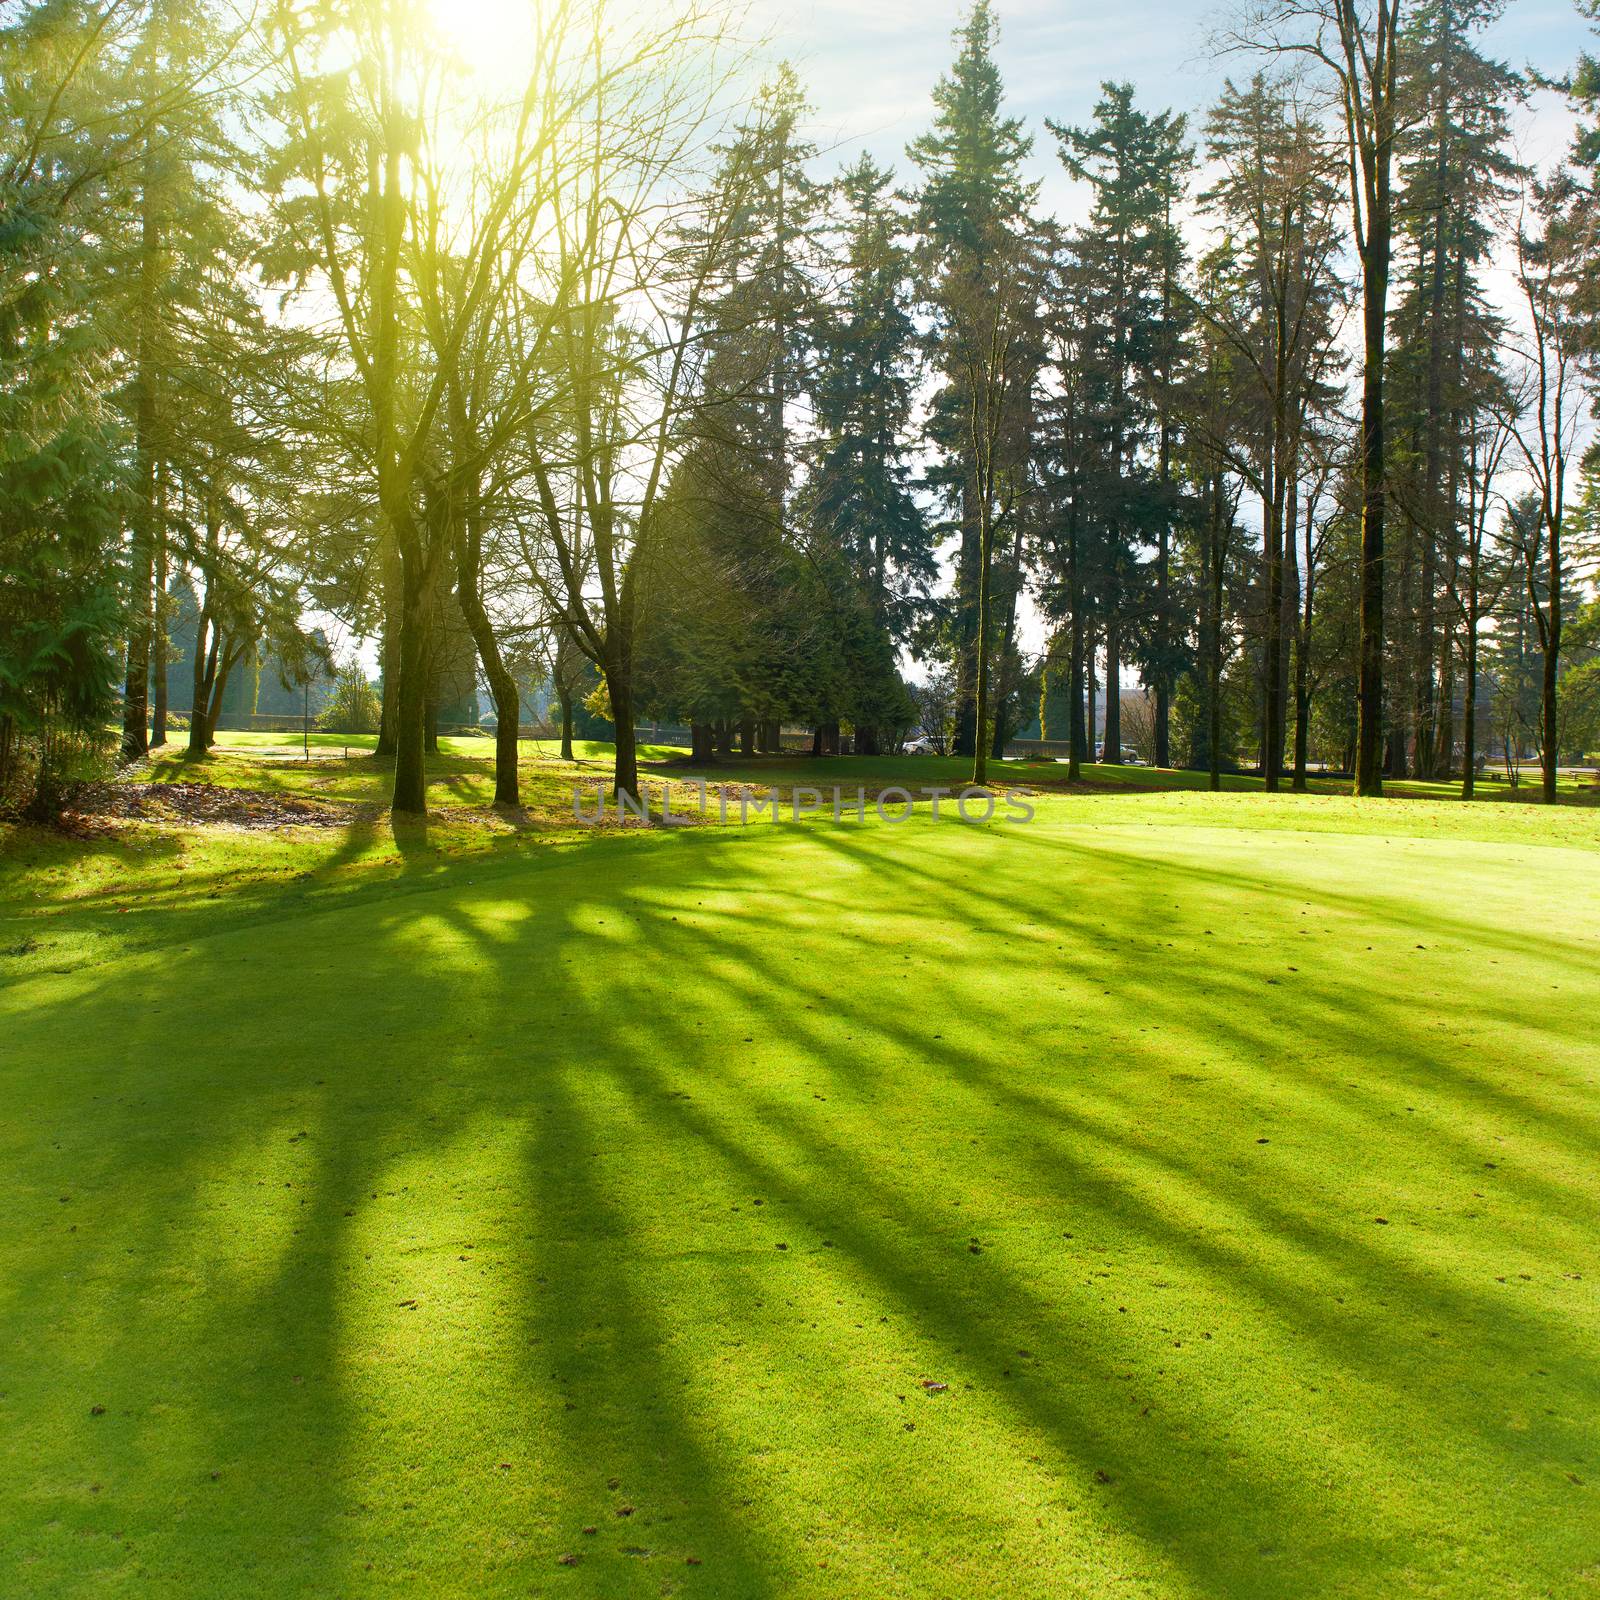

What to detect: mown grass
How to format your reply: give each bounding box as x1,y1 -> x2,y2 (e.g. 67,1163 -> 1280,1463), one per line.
136,736 -> 690,813
128,729 -> 1599,828
2,751 -> 1597,1598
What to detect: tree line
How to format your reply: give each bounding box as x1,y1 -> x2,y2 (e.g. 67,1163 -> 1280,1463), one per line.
3,0 -> 1599,820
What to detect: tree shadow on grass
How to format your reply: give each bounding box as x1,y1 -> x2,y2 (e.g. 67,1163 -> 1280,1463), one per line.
575,830 -> 1595,1578
2,810 -> 1597,1597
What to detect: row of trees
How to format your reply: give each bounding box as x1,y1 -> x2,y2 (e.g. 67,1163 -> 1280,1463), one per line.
904,0 -> 1600,803
2,0 -> 1598,818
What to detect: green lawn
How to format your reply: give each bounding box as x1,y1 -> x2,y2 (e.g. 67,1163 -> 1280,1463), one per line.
133,735 -> 693,816
3,760 -> 1598,1598
126,730 -> 1600,823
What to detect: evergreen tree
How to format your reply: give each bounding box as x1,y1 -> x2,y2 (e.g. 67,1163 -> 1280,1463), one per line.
1386,0 -> 1520,777
1050,82 -> 1192,765
1197,72 -> 1346,788
908,0 -> 1037,757
111,0 -> 247,757
804,153 -> 931,755
0,2 -> 138,807
1172,256 -> 1252,790
679,65 -> 825,742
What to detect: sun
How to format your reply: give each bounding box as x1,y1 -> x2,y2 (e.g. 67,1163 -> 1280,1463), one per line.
426,0 -> 542,82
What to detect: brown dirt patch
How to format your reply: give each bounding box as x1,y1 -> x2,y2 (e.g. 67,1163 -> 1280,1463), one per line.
62,782 -> 373,832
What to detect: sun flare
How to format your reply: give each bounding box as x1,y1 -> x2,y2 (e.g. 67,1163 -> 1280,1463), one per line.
427,0 -> 541,81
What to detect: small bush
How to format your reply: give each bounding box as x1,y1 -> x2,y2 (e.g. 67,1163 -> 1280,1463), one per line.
318,662 -> 382,734
0,723 -> 114,821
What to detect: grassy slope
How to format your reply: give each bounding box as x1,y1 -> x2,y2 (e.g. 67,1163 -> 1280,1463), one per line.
137,730 -> 1598,812
2,773 -> 1598,1599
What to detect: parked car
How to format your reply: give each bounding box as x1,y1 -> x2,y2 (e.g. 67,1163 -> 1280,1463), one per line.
903,736 -> 938,755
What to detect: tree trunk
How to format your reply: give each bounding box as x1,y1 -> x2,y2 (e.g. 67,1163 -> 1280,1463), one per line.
971,488 -> 996,787
1389,508 -> 1415,779
1155,198 -> 1175,768
1541,620 -> 1560,804
205,641 -> 242,749
691,722 -> 714,763
1384,721 -> 1406,779
1412,58 -> 1452,784
375,532 -> 403,759
1539,505 -> 1564,804
490,699 -> 520,803
1086,636 -> 1098,765
1067,495 -> 1084,780
739,717 -> 754,756
952,472 -> 981,758
1103,624 -> 1121,765
1068,620 -> 1086,776
1292,615 -> 1311,792
1434,614 -> 1457,780
1262,470 -> 1286,793
1355,233 -> 1390,797
150,503 -> 168,749
1155,478 -> 1172,770
120,148 -> 160,764
186,610 -> 213,756
559,688 -> 575,761
454,511 -> 520,807
121,535 -> 155,760
1277,486 -> 1298,785
609,665 -> 639,802
1413,524 -> 1439,780
391,555 -> 431,816
987,512 -> 1026,765
1292,500 -> 1313,791
1208,472 -> 1225,792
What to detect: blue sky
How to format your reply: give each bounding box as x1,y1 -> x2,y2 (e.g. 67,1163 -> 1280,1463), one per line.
754,0 -> 1594,218
732,0 -> 1595,673
345,1 -> 1596,680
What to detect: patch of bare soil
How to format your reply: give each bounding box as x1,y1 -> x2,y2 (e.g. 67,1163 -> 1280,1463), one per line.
63,782 -> 374,832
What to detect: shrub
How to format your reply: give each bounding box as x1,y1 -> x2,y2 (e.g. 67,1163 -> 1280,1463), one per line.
317,661 -> 382,734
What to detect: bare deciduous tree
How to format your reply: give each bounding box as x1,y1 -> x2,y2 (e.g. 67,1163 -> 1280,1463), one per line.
1223,0 -> 1407,795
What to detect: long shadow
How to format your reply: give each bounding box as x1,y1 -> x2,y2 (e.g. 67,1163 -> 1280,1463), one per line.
569,829 -> 1600,1458
512,1050 -> 787,1594
800,818 -> 1600,1178
457,819 -> 1593,1593
4,804 -> 1598,1596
